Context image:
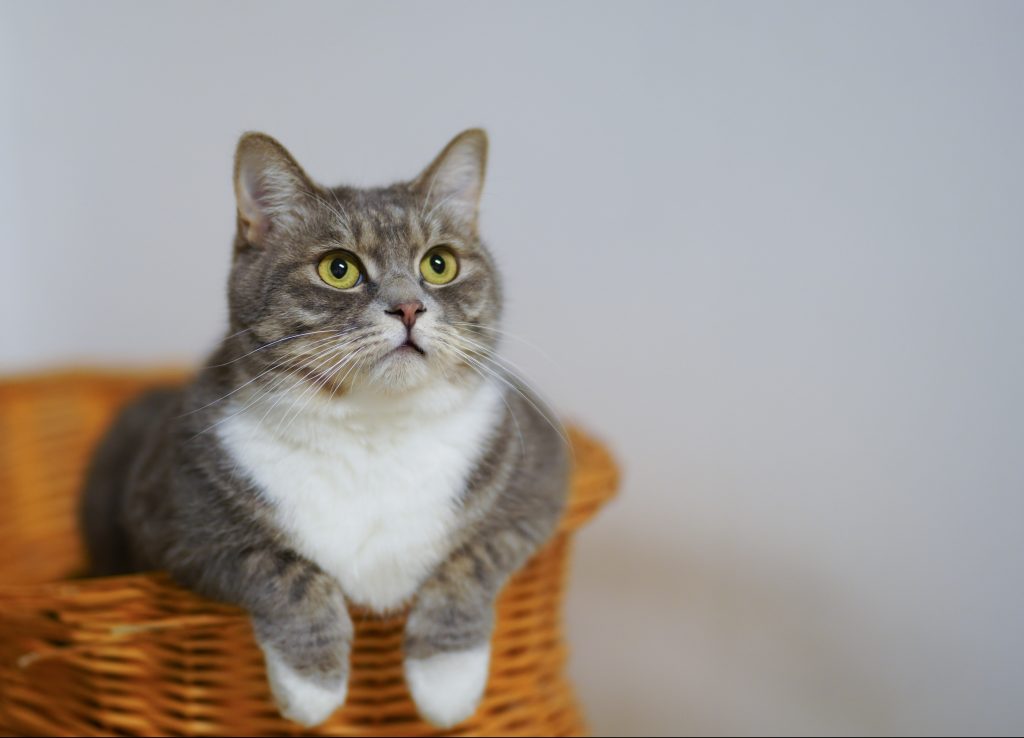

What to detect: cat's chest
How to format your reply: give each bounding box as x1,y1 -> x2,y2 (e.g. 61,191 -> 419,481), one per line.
216,383 -> 502,612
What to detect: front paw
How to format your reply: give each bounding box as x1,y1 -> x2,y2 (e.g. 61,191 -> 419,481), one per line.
404,645 -> 490,728
263,646 -> 348,727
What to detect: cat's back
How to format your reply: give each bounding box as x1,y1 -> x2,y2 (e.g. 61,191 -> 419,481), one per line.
80,385 -> 182,575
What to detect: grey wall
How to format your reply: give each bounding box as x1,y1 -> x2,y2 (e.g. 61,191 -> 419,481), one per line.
2,1 -> 1023,734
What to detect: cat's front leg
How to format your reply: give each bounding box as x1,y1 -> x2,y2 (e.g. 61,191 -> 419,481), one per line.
253,564 -> 352,726
252,583 -> 353,728
200,548 -> 353,727
403,562 -> 494,727
404,526 -> 546,728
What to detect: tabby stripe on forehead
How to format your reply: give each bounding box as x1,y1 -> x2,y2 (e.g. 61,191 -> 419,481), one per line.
373,215 -> 411,250
407,208 -> 427,244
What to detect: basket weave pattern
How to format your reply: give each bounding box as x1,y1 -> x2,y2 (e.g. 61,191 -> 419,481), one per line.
0,372 -> 618,736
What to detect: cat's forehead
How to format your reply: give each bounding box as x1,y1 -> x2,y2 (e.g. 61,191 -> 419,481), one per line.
320,185 -> 453,264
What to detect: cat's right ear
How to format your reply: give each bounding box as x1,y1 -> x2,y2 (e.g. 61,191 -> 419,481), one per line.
234,132 -> 313,247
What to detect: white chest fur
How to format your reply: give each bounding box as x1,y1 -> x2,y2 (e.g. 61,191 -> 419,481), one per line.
217,379 -> 503,612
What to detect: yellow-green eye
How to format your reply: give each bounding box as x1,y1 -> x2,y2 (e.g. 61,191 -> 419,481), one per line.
317,251 -> 363,289
420,247 -> 458,285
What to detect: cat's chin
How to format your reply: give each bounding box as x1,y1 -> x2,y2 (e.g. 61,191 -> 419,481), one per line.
368,349 -> 435,393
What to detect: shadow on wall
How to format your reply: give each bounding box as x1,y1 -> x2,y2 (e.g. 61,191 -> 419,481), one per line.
566,524 -> 899,736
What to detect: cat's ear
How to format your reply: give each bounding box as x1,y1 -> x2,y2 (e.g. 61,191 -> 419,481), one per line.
233,132 -> 314,246
412,129 -> 488,229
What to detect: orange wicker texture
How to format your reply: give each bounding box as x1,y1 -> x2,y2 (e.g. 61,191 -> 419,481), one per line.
0,372 -> 618,737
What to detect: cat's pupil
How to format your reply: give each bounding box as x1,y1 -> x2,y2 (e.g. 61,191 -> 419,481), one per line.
330,259 -> 348,280
430,255 -> 446,274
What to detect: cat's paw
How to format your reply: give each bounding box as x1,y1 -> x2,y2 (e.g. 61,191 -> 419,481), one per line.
404,645 -> 490,728
263,647 -> 347,727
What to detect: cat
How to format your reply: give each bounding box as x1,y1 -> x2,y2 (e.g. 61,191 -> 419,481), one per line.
80,129 -> 569,729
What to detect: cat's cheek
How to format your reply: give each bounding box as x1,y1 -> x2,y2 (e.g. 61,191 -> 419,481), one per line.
404,645 -> 490,728
262,646 -> 348,727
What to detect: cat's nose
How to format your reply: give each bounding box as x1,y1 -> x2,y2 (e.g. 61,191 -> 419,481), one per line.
385,300 -> 426,328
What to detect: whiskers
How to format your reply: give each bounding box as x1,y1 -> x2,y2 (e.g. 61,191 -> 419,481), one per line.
204,328 -> 347,369
185,319 -> 570,464
180,332 -> 347,419
450,322 -> 559,369
272,342 -> 375,436
434,327 -> 571,455
186,328 -> 379,441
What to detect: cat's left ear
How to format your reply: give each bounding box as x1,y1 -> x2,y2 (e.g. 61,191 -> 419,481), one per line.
412,129 -> 488,230
234,132 -> 315,246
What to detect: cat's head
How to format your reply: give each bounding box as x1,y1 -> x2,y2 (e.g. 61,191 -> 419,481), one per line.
225,129 -> 502,398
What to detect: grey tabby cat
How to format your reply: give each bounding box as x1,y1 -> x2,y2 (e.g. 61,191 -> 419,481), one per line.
80,129 -> 569,728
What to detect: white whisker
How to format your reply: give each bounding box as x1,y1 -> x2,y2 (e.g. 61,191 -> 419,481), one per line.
451,322 -> 559,368
205,329 -> 346,369
252,332 -> 372,435
444,345 -> 525,458
277,344 -> 369,434
313,190 -> 352,233
446,335 -> 573,448
188,335 -> 364,440
445,331 -> 550,387
180,333 -> 344,417
439,336 -> 568,451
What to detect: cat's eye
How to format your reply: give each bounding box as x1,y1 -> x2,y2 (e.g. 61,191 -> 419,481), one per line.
420,246 -> 458,285
317,251 -> 363,290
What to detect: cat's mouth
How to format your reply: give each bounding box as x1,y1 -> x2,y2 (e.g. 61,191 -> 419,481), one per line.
395,337 -> 426,356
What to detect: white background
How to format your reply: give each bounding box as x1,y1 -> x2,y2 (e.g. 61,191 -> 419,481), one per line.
3,2 -> 1023,734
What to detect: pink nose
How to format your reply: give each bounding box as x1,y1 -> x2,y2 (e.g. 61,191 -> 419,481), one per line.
386,300 -> 425,328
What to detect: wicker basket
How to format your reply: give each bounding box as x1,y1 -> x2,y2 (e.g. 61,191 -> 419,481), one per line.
0,371 -> 618,737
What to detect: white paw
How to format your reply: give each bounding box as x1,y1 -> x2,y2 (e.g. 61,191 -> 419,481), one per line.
405,645 -> 490,728
262,646 -> 347,727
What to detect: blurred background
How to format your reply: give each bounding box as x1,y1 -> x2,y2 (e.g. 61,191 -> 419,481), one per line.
2,1 -> 1023,735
